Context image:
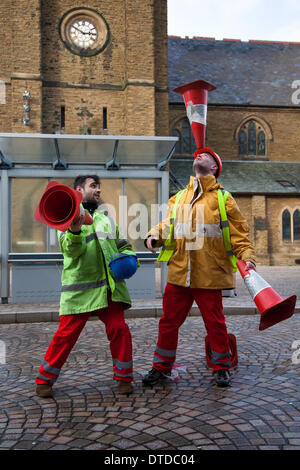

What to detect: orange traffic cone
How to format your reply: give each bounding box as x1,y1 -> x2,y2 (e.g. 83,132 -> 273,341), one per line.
173,79 -> 223,178
34,181 -> 93,232
205,334 -> 238,369
237,260 -> 296,331
173,79 -> 216,149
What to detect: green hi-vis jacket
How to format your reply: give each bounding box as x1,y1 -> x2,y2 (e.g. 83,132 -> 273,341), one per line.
57,209 -> 137,316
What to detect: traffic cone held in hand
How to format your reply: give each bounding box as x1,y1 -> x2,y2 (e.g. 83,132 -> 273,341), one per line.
237,260 -> 296,331
34,181 -> 93,232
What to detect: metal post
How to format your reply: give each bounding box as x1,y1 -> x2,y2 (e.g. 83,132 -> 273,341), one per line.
1,170 -> 9,303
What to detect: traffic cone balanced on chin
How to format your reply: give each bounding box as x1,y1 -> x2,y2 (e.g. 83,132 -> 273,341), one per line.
237,260 -> 297,331
34,181 -> 93,232
173,79 -> 222,178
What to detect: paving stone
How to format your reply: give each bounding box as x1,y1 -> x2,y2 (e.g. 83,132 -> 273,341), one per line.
1,302 -> 300,450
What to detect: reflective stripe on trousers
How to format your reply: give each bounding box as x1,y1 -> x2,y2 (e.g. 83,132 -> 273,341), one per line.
153,345 -> 176,370
211,350 -> 232,368
152,283 -> 232,374
36,359 -> 61,384
112,358 -> 133,380
35,299 -> 133,386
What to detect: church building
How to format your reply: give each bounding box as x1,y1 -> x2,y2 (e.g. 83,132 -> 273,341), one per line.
1,0 -> 300,265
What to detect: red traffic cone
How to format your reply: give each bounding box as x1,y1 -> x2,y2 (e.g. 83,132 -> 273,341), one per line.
205,334 -> 238,369
237,260 -> 296,331
34,181 -> 93,232
173,79 -> 222,177
173,79 -> 216,149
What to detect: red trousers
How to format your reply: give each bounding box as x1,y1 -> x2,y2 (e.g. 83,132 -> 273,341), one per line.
36,300 -> 133,386
152,283 -> 232,373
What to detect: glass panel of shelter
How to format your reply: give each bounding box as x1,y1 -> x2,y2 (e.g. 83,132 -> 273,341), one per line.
125,179 -> 158,252
11,178 -> 47,253
11,177 -> 158,254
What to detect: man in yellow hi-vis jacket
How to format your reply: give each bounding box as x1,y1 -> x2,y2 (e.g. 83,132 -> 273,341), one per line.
36,175 -> 136,398
143,150 -> 256,387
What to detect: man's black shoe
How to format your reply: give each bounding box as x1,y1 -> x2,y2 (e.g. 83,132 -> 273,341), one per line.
214,369 -> 231,387
142,368 -> 168,386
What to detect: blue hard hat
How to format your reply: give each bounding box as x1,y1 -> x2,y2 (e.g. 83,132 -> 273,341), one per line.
109,253 -> 138,280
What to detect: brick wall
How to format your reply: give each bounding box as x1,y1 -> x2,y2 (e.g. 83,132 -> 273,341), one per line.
0,0 -> 169,136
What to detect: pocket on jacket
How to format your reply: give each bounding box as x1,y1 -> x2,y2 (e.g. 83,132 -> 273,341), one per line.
207,239 -> 230,273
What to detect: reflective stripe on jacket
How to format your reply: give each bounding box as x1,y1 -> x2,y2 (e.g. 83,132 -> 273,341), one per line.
58,208 -> 136,315
146,175 -> 256,290
157,187 -> 238,273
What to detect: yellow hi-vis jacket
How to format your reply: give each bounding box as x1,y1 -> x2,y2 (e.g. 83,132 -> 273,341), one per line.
57,209 -> 136,315
146,175 -> 256,290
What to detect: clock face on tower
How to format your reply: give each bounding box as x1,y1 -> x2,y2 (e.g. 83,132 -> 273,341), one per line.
59,8 -> 110,56
69,19 -> 98,49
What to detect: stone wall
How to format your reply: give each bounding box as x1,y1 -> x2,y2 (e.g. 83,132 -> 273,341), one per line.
0,0 -> 169,136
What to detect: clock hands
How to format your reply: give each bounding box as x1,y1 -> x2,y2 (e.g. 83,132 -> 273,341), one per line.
71,25 -> 96,36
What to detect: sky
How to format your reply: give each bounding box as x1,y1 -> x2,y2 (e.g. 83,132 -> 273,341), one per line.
168,0 -> 300,42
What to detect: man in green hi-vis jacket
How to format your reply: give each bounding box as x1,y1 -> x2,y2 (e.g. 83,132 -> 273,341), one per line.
35,175 -> 136,398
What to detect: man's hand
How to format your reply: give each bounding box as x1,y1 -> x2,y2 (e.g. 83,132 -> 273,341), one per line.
244,261 -> 256,271
69,213 -> 85,233
146,237 -> 159,253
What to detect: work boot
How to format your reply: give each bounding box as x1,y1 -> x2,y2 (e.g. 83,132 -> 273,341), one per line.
142,368 -> 169,386
117,381 -> 133,395
36,384 -> 53,398
214,369 -> 231,387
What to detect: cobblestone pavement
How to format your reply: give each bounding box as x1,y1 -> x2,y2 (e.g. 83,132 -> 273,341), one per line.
1,312 -> 300,451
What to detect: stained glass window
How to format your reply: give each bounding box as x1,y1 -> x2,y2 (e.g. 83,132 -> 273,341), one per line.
238,121 -> 266,157
248,122 -> 256,156
182,120 -> 190,154
238,130 -> 247,155
293,210 -> 300,241
171,119 -> 195,155
282,209 -> 291,241
257,131 -> 266,156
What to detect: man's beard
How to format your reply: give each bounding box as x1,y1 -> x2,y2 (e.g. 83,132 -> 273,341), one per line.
84,194 -> 101,206
193,160 -> 211,175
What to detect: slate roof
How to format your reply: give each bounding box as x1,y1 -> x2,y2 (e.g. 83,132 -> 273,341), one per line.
169,160 -> 300,195
168,37 -> 300,107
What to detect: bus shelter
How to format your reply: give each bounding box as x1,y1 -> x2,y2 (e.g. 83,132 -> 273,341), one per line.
0,133 -> 178,304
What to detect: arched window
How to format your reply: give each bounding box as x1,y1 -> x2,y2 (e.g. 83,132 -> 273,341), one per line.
238,121 -> 266,158
293,210 -> 300,241
282,208 -> 300,242
171,119 -> 197,155
282,209 -> 291,241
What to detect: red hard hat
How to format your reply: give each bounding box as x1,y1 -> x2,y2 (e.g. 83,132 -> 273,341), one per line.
194,147 -> 222,178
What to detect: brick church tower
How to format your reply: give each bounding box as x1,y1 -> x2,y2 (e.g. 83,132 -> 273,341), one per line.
0,0 -> 169,136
